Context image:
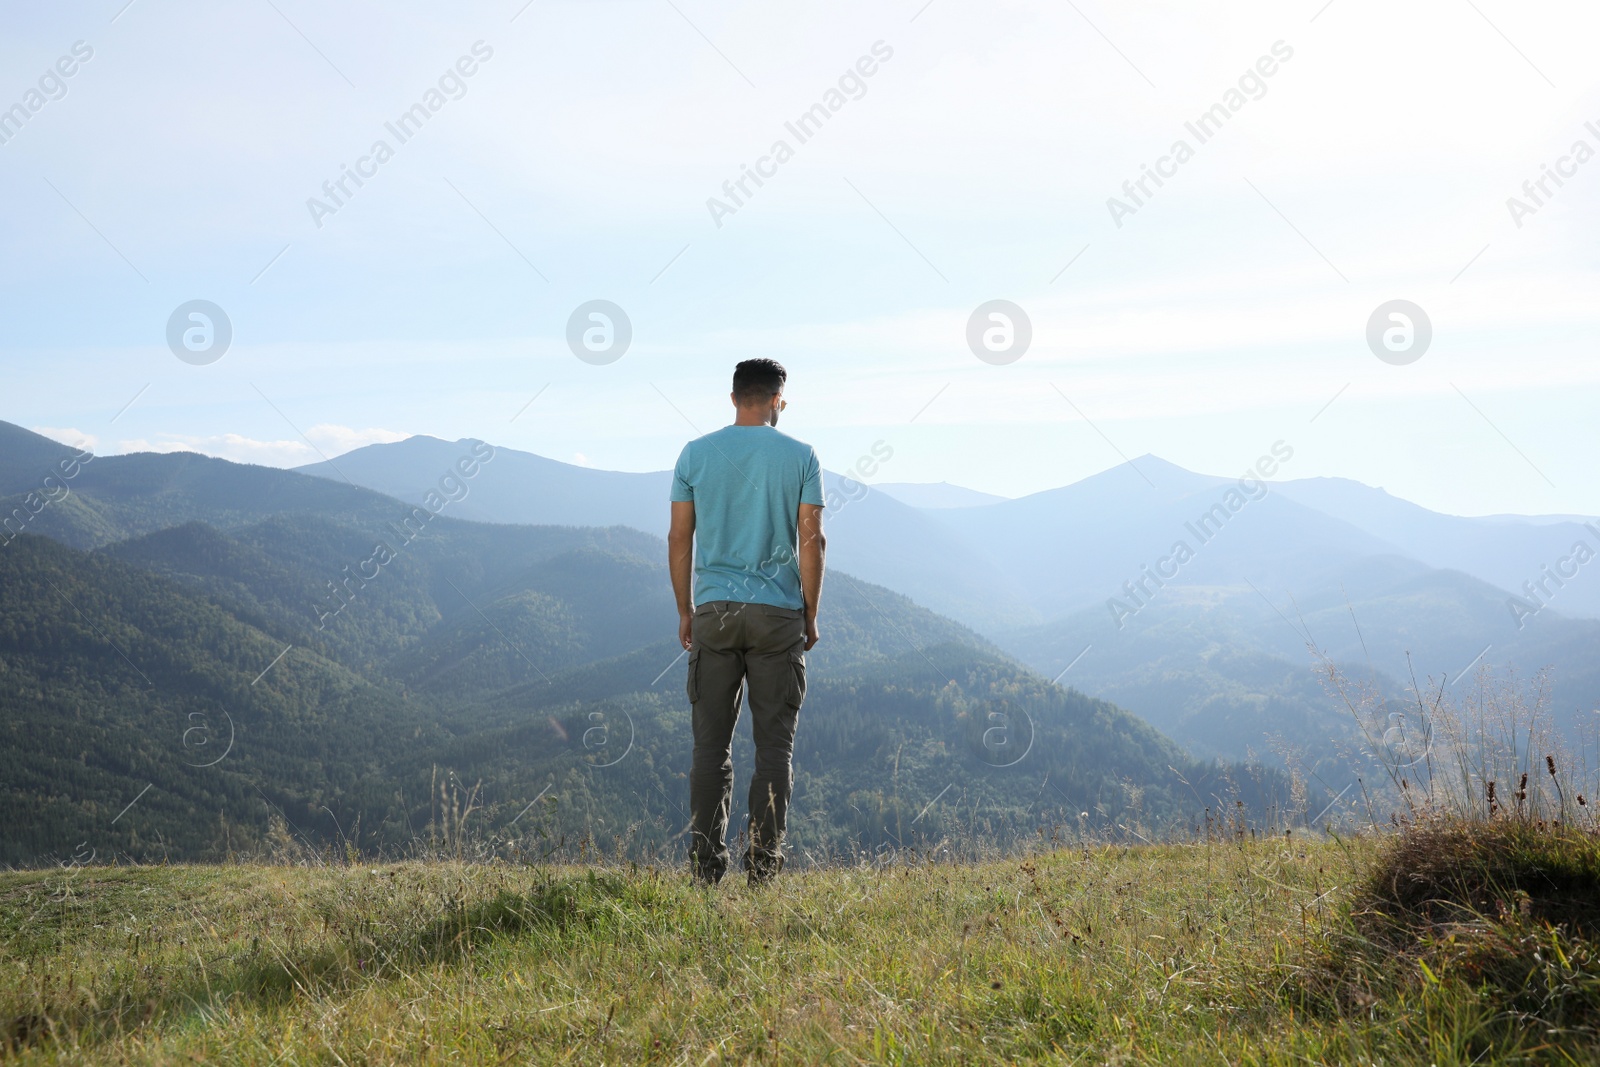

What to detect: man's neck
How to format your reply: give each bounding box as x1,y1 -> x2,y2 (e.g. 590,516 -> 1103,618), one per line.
733,411 -> 772,427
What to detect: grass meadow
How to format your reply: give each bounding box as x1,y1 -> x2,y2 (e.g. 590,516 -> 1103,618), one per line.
3,824 -> 1598,1065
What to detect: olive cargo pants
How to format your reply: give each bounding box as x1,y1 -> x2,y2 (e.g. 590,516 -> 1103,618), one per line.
687,600 -> 807,883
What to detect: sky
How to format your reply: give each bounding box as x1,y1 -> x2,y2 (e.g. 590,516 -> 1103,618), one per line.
3,0 -> 1598,518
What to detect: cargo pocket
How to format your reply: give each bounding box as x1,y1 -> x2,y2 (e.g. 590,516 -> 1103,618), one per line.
786,649 -> 806,710
686,648 -> 701,705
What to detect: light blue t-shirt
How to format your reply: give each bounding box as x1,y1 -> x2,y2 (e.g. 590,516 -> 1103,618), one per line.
671,425 -> 825,610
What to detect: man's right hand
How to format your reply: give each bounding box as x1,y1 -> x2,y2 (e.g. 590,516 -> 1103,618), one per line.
803,615 -> 819,651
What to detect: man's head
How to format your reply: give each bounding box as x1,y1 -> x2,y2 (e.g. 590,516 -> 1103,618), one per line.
731,359 -> 787,426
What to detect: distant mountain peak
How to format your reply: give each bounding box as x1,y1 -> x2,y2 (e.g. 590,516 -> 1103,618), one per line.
1126,453 -> 1206,479
870,481 -> 1008,509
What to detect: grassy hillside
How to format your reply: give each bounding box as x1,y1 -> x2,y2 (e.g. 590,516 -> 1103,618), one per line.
5,833 -> 1598,1064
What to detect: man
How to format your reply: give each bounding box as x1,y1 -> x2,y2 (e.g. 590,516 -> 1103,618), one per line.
668,358 -> 826,887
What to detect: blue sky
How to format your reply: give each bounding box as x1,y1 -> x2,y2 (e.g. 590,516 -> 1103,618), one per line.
3,0 -> 1598,518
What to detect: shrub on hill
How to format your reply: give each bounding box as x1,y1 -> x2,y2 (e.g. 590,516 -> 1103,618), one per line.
1308,661 -> 1600,1039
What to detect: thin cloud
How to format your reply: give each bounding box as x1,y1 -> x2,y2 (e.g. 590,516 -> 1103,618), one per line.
115,425 -> 407,468
31,427 -> 100,451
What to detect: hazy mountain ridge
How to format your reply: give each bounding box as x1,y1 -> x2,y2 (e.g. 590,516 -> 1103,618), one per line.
293,434 -> 1600,626
284,429 -> 1600,766
1272,476 -> 1600,619
294,432 -> 1041,630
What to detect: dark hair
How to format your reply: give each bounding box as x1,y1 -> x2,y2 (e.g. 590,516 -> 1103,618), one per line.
732,359 -> 787,403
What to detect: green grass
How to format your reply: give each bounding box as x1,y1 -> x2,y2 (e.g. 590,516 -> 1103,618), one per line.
2,834 -> 1597,1064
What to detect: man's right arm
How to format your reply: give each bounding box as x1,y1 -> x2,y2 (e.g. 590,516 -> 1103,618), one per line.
797,502 -> 825,650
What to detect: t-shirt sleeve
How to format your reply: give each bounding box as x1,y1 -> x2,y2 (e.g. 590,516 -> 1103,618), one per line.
800,447 -> 824,507
670,443 -> 695,502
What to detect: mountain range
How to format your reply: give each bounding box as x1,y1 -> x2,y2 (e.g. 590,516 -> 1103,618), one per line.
296,433 -> 1600,763
5,416 -> 1596,865
0,421 -> 1280,866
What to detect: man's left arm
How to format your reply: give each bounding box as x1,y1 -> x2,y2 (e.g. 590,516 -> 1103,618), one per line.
669,500 -> 696,649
